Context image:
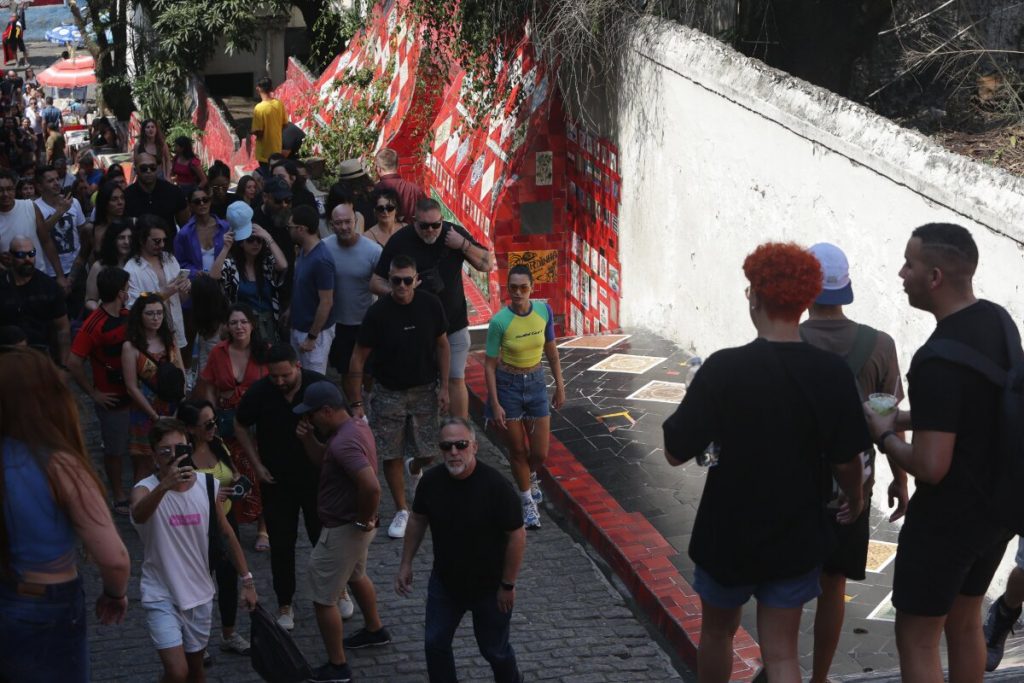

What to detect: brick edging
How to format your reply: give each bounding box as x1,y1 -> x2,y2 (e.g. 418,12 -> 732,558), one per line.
463,356 -> 764,681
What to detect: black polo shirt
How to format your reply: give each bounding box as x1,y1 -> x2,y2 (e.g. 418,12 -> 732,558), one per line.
0,270 -> 66,349
125,180 -> 186,247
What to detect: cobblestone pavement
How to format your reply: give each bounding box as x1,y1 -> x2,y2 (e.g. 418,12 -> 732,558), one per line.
75,393 -> 686,682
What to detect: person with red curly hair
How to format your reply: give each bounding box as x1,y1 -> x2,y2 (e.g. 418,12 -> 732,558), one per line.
662,242 -> 870,683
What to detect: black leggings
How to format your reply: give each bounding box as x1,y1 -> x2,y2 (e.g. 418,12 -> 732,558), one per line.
215,509 -> 240,630
261,473 -> 321,607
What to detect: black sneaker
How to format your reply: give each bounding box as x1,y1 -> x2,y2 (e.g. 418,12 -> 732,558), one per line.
309,661 -> 352,683
984,596 -> 1022,671
343,626 -> 392,649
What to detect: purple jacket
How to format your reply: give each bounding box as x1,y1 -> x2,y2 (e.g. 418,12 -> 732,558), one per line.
173,216 -> 230,275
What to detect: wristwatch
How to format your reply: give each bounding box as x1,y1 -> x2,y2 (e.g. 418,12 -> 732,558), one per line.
354,520 -> 373,531
876,430 -> 898,454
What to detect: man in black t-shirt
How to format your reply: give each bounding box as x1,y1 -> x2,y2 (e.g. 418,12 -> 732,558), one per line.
234,342 -> 324,631
371,197 -> 492,419
865,223 -> 1014,683
0,235 -> 69,363
125,153 -> 188,249
396,417 -> 525,683
347,254 -> 449,540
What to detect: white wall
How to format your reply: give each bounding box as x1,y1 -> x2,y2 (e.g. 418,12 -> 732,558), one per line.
617,18 -> 1024,376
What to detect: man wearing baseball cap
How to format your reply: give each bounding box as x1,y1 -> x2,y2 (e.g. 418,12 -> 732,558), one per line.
294,381 -> 390,683
253,176 -> 295,266
799,242 -> 908,683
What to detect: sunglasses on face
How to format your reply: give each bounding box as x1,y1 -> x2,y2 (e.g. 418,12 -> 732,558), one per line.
439,440 -> 471,452
416,221 -> 443,231
390,275 -> 415,287
137,164 -> 157,172
11,249 -> 35,259
149,237 -> 165,245
508,284 -> 530,293
244,236 -> 262,244
203,419 -> 217,431
191,196 -> 210,205
143,310 -> 164,318
374,204 -> 397,213
272,196 -> 292,204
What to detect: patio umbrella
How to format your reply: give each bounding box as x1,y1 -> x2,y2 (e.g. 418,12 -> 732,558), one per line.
44,23 -> 83,46
37,54 -> 96,89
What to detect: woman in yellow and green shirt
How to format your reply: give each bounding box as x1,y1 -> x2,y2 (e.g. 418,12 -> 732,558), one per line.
484,265 -> 565,530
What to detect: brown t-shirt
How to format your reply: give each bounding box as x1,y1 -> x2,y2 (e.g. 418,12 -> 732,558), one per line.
800,318 -> 905,497
317,417 -> 378,527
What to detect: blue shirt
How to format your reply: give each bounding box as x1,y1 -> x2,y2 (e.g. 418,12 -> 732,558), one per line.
291,240 -> 335,332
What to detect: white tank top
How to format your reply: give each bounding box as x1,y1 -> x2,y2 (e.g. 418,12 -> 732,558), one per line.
132,473 -> 218,609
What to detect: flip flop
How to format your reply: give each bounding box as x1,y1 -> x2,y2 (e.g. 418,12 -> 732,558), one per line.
254,533 -> 270,552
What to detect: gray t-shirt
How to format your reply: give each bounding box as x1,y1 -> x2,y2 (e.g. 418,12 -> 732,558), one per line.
323,234 -> 382,326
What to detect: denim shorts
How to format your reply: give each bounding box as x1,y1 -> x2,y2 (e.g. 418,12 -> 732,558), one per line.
0,576 -> 88,682
485,368 -> 550,420
144,598 -> 214,653
448,326 -> 470,379
694,564 -> 822,610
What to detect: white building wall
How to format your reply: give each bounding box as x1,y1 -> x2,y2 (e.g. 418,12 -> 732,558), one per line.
617,18 -> 1024,377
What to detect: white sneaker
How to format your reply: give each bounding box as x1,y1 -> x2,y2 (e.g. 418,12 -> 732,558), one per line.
338,591 -> 355,619
530,472 -> 543,504
388,509 -> 410,538
523,497 -> 541,530
405,457 -> 423,500
276,605 -> 294,631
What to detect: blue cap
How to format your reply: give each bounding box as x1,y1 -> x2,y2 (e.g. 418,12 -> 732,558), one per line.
293,381 -> 345,414
226,201 -> 253,241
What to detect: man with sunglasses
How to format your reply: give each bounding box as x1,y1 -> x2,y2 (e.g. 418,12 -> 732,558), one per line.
0,168 -> 65,289
126,152 -> 188,249
0,234 -> 70,364
252,176 -> 296,266
348,254 -> 449,539
372,198 -> 492,419
396,417 -> 525,683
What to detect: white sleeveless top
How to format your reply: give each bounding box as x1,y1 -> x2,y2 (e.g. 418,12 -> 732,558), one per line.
133,473 -> 218,609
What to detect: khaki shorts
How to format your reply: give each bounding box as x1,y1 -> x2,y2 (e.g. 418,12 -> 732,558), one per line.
369,383 -> 438,461
308,524 -> 377,606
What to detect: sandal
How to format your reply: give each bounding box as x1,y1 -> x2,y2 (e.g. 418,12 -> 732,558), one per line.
254,533 -> 270,552
113,500 -> 130,516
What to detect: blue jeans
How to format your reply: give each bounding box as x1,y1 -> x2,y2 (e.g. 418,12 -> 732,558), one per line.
0,576 -> 88,682
424,573 -> 521,683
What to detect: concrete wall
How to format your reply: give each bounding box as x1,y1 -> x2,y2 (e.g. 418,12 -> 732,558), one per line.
616,18 -> 1024,375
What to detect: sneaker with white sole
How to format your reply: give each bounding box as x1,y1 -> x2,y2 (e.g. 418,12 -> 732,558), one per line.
343,626 -> 392,649
338,591 -> 354,620
405,457 -> 423,500
529,472 -> 543,504
277,605 -> 294,631
309,660 -> 352,682
220,632 -> 250,655
388,509 -> 410,538
523,497 -> 541,530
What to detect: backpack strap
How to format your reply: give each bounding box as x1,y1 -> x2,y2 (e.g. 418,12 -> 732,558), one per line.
205,473 -> 216,574
844,325 -> 878,379
917,339 -> 1008,388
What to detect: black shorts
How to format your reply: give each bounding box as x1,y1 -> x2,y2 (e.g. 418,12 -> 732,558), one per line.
892,517 -> 1012,617
328,323 -> 370,377
822,505 -> 870,581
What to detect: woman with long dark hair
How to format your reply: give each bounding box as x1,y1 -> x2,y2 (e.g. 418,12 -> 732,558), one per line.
0,347 -> 130,682
176,399 -> 251,655
170,136 -> 206,194
662,242 -> 870,683
207,160 -> 231,219
190,273 -> 230,375
231,175 -> 258,209
122,294 -> 184,482
90,181 -> 129,263
174,186 -> 230,276
211,203 -> 288,343
83,221 -> 132,312
134,119 -> 170,179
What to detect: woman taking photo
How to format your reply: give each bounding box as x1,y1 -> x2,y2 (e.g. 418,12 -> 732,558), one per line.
176,399 -> 251,656
484,265 -> 565,530
84,221 -> 132,312
661,242 -> 870,683
211,203 -> 288,343
0,347 -> 130,683
122,294 -> 184,483
196,304 -> 268,544
364,187 -> 404,247
134,119 -> 170,179
169,136 -> 206,194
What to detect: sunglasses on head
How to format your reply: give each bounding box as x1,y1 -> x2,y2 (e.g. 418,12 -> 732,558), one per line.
137,164 -> 157,172
390,275 -> 415,287
11,249 -> 35,259
191,196 -> 210,205
374,204 -> 397,213
416,221 -> 443,231
439,440 -> 471,452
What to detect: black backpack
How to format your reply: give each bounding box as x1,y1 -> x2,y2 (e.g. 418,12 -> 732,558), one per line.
142,349 -> 185,403
250,603 -> 314,682
910,306 -> 1024,534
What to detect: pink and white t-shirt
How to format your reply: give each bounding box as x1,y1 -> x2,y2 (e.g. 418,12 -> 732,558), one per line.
132,473 -> 218,609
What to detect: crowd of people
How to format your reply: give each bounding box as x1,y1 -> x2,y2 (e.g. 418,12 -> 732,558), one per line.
0,76 -> 553,682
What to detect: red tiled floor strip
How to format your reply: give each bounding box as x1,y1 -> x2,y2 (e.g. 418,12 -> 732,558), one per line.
464,356 -> 764,681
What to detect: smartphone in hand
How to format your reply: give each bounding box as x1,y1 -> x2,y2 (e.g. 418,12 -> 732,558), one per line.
175,443 -> 195,469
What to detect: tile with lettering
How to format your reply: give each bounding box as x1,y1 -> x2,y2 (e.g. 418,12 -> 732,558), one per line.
558,334 -> 630,350
586,354 -> 666,374
626,380 -> 687,403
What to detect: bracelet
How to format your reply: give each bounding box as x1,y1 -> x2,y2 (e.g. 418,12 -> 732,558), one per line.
876,430 -> 898,454
103,589 -> 127,600
239,571 -> 253,581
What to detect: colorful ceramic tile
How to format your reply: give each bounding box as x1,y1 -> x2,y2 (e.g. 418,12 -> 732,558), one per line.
865,540 -> 898,573
558,334 -> 630,350
626,380 -> 687,403
587,354 -> 666,374
535,151 -> 553,186
595,410 -> 635,432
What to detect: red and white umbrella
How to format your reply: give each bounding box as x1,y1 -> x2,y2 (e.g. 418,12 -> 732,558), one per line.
37,54 -> 96,88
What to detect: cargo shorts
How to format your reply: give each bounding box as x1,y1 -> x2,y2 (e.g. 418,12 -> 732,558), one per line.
369,383 -> 438,461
